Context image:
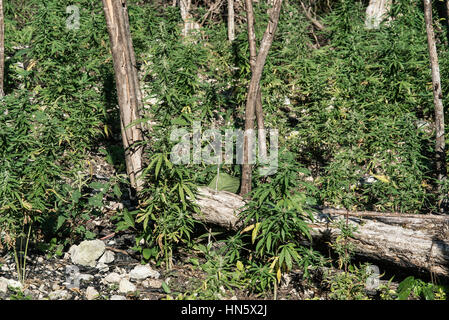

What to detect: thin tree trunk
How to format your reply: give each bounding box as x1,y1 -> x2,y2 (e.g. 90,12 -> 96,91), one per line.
245,0 -> 268,164
424,0 -> 447,192
228,0 -> 235,41
102,0 -> 144,191
180,0 -> 200,36
0,0 -> 4,98
240,0 -> 283,196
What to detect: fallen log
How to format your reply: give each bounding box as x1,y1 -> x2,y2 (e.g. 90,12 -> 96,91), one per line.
193,187 -> 244,230
194,187 -> 449,278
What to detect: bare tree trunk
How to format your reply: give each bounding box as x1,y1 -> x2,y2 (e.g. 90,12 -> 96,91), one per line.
365,0 -> 392,29
424,0 -> 447,193
228,0 -> 235,41
245,0 -> 268,165
102,0 -> 144,191
240,0 -> 283,196
0,0 -> 4,98
179,0 -> 200,37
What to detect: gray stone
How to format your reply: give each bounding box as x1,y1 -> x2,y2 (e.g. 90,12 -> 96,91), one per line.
110,295 -> 127,300
118,278 -> 136,293
70,240 -> 106,267
129,264 -> 160,280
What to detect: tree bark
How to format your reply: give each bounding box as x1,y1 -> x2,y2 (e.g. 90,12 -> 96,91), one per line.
365,0 -> 392,29
424,0 -> 447,190
102,0 -> 144,191
194,187 -> 449,278
179,0 -> 200,37
245,0 -> 267,165
228,0 -> 235,41
0,0 -> 4,98
300,1 -> 325,31
240,0 -> 283,196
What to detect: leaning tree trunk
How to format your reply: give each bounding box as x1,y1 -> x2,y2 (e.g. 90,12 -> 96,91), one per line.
240,0 -> 283,196
424,0 -> 447,192
102,0 -> 144,191
0,0 -> 4,98
194,187 -> 449,278
245,0 -> 268,165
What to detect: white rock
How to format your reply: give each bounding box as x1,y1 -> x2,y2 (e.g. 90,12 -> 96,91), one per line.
70,240 -> 106,267
129,264 -> 160,280
104,272 -> 122,284
49,289 -> 71,300
142,279 -> 162,289
68,244 -> 78,256
85,286 -> 100,300
118,278 -> 136,293
0,277 -> 8,293
98,250 -> 115,264
110,295 -> 127,300
96,261 -> 109,272
7,279 -> 22,290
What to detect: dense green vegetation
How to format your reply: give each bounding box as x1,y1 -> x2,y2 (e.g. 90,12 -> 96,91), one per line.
0,0 -> 448,299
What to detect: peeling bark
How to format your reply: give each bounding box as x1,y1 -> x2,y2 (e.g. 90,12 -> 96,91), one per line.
241,0 -> 283,196
102,0 -> 144,191
424,0 -> 447,189
179,0 -> 200,37
194,187 -> 449,277
228,0 -> 235,41
365,0 -> 392,29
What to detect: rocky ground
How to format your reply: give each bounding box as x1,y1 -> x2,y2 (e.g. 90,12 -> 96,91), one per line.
0,233 -> 323,300
0,151 -> 382,301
